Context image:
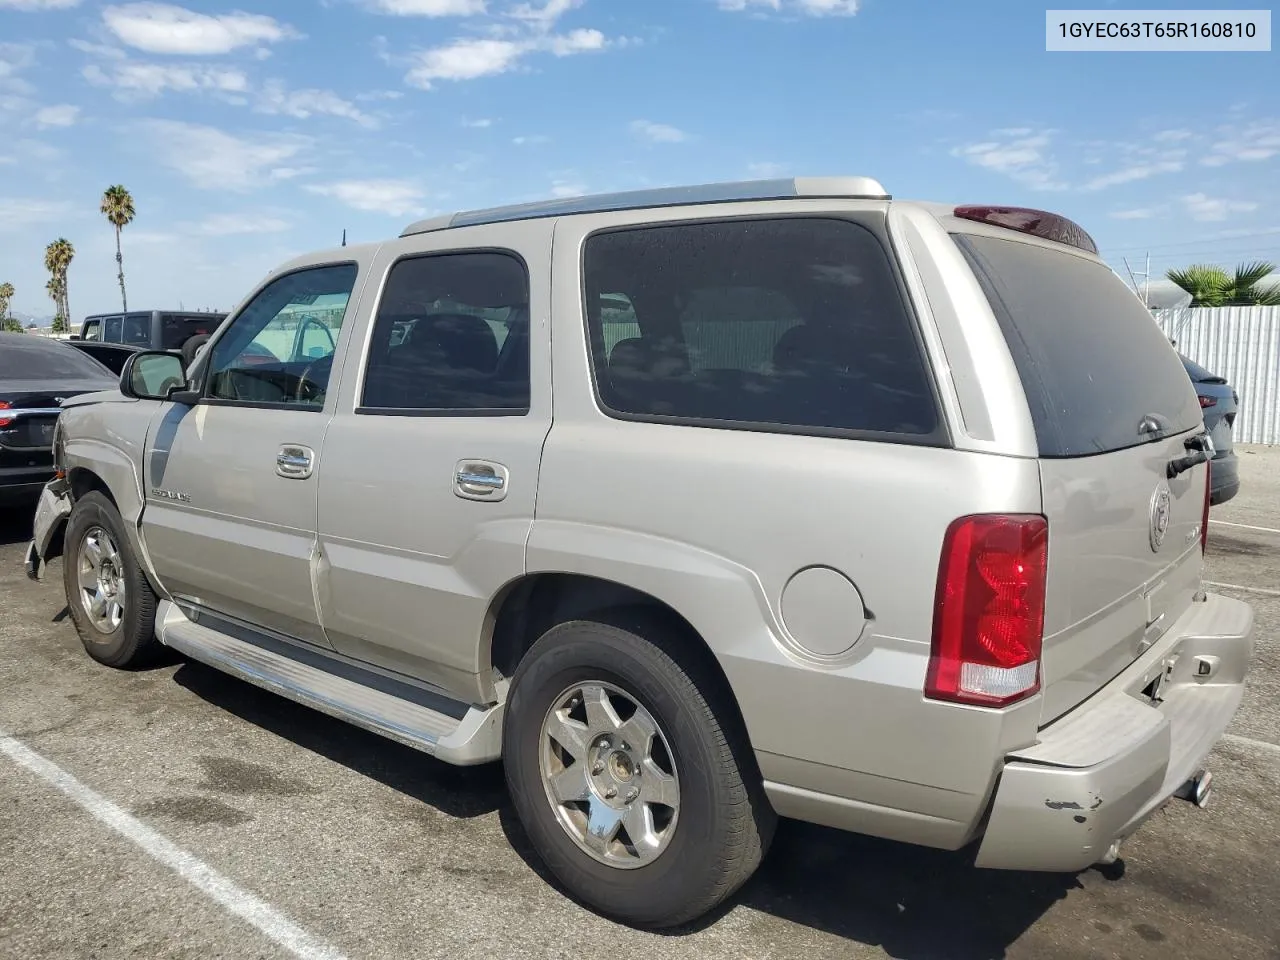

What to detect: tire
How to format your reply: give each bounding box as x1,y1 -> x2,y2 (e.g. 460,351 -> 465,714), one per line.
63,491 -> 159,669
503,610 -> 776,928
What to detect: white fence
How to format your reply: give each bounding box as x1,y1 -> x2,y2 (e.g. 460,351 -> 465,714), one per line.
1154,306 -> 1280,446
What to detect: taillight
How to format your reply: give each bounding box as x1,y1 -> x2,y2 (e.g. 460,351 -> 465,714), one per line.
0,401 -> 11,428
1198,395 -> 1217,408
1201,461 -> 1212,553
926,514 -> 1048,707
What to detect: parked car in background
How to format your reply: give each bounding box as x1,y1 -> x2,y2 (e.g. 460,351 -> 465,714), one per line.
1180,353 -> 1240,505
74,310 -> 226,356
0,333 -> 117,505
63,340 -> 147,378
25,178 -> 1254,927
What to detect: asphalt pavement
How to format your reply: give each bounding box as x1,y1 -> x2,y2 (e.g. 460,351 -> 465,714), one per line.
1,448 -> 1278,960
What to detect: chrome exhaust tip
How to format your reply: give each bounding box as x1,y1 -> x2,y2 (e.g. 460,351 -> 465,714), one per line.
1174,769 -> 1214,809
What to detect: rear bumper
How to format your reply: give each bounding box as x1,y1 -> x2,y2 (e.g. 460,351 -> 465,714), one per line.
0,464 -> 55,504
1209,451 -> 1239,506
975,591 -> 1254,871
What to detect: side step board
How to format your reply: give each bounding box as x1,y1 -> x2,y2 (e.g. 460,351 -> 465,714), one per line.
155,600 -> 503,766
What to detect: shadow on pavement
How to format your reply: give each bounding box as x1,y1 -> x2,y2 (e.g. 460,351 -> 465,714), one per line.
496,804 -> 1092,958
171,660 -> 507,821
0,503 -> 35,547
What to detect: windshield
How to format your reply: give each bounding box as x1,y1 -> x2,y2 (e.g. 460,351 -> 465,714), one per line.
955,233 -> 1202,458
0,339 -> 116,381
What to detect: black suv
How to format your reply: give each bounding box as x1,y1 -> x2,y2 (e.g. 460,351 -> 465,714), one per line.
75,310 -> 226,354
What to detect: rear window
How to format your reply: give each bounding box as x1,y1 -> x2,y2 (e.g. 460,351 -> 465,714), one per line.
0,340 -> 114,381
583,217 -> 942,440
161,314 -> 221,349
955,234 -> 1202,458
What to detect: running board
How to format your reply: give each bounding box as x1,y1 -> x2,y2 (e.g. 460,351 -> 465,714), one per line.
155,600 -> 502,766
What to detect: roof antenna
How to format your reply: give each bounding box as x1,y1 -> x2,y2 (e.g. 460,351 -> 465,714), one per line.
341,228 -> 347,247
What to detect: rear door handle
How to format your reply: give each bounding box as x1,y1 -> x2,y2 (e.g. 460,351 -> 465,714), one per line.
276,444 -> 315,480
455,460 -> 509,501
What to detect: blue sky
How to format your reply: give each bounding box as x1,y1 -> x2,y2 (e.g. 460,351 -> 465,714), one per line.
1,0 -> 1277,317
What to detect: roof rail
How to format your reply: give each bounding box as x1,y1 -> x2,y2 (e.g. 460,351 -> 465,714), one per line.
399,176 -> 890,238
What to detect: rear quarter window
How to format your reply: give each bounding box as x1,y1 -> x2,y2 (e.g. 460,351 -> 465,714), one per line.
955,234 -> 1202,457
582,217 -> 944,441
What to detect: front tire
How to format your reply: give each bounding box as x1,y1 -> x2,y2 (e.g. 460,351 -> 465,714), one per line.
503,612 -> 775,928
63,491 -> 159,669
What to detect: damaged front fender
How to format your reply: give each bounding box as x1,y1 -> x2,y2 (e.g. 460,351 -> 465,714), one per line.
24,477 -> 72,582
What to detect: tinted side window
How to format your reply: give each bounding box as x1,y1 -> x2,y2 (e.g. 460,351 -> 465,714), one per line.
206,263 -> 357,407
583,218 -> 940,438
81,319 -> 101,341
955,234 -> 1202,457
360,251 -> 530,414
103,316 -> 123,342
122,314 -> 151,346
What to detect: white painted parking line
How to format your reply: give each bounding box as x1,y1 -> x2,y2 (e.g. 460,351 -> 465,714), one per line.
0,733 -> 349,960
1205,581 -> 1280,598
1210,519 -> 1280,535
1223,733 -> 1280,758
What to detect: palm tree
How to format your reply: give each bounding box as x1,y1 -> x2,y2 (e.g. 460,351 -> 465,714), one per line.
43,239 -> 75,330
101,185 -> 135,313
0,281 -> 19,333
46,275 -> 66,333
1166,261 -> 1280,307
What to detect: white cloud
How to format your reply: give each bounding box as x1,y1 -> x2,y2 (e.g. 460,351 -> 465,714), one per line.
950,129 -> 1066,191
0,0 -> 80,9
512,134 -> 548,145
0,42 -> 36,94
462,117 -> 493,128
630,119 -> 687,143
68,39 -> 127,59
1201,120 -> 1280,167
83,61 -> 249,97
1083,159 -> 1183,191
103,3 -> 298,55
1181,193 -> 1259,222
1152,129 -> 1193,143
369,0 -> 486,14
305,179 -> 427,217
1109,208 -> 1160,220
195,213 -> 290,236
545,28 -> 605,55
718,0 -> 858,16
406,38 -> 525,86
142,120 -> 310,191
0,197 -> 73,232
34,104 -> 79,128
510,0 -> 581,28
550,180 -> 586,198
255,81 -> 376,127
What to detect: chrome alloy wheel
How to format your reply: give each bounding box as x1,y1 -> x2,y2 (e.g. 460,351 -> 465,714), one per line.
538,681 -> 680,869
76,525 -> 127,635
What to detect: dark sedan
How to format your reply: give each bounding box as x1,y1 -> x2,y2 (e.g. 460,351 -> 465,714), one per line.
0,333 -> 118,505
1180,353 -> 1240,505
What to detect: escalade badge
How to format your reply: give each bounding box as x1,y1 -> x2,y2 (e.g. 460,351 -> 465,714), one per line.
1149,483 -> 1172,553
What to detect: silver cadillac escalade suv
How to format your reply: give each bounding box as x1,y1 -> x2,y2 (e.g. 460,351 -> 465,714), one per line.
25,177 -> 1255,928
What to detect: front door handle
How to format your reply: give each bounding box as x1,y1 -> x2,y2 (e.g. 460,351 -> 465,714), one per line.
455,460 -> 509,501
276,444 -> 315,480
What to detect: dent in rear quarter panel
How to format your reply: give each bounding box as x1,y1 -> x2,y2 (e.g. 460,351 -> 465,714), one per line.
537,201 -> 1052,839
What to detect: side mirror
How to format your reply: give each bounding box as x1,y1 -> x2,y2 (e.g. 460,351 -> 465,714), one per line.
119,351 -> 192,402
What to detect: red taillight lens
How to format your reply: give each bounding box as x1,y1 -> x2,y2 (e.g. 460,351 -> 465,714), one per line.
1201,461 -> 1212,553
1198,395 -> 1217,408
952,205 -> 1099,254
0,401 -> 11,428
926,514 -> 1048,707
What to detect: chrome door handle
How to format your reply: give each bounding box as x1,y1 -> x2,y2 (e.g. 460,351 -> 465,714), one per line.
276,444 -> 315,480
454,460 -> 509,501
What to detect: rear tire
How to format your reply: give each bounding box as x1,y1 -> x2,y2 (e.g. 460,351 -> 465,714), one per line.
503,611 -> 775,928
63,491 -> 159,669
